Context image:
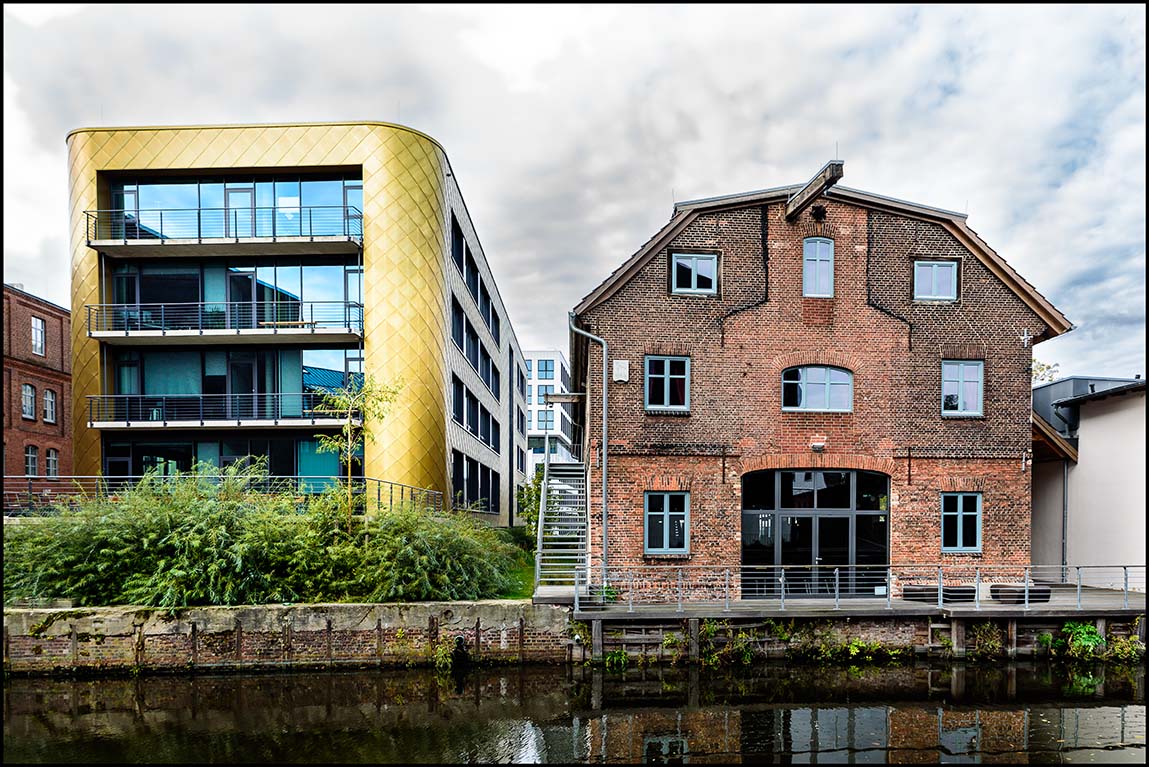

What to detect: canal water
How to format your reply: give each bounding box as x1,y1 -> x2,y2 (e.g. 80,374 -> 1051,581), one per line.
4,662 -> 1144,763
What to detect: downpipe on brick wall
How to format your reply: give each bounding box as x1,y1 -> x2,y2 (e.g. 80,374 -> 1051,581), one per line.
570,312 -> 608,587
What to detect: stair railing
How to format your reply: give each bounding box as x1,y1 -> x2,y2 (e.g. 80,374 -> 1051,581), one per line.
533,429 -> 551,588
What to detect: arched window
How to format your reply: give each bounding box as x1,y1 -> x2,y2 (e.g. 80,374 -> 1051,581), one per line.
803,237 -> 834,297
782,366 -> 853,412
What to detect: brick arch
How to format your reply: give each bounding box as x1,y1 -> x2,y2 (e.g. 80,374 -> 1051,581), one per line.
736,453 -> 898,478
770,349 -> 864,376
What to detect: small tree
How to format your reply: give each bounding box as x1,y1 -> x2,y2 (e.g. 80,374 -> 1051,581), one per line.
1032,358 -> 1060,384
315,374 -> 402,522
515,466 -> 546,541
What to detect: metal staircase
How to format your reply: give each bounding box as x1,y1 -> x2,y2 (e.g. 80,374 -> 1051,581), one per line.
535,462 -> 589,590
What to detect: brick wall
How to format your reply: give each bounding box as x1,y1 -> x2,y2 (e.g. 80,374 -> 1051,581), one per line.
576,198 -> 1051,578
3,286 -> 73,478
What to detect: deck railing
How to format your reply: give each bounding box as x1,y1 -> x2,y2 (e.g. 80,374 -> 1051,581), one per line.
85,205 -> 363,242
87,301 -> 363,334
573,563 -> 1147,613
2,474 -> 442,516
87,393 -> 356,425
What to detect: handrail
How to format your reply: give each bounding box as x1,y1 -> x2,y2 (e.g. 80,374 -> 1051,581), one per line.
86,393 -> 359,424
87,301 -> 363,334
84,205 -> 363,242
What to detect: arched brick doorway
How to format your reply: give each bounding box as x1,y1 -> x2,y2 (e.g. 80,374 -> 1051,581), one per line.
741,468 -> 890,598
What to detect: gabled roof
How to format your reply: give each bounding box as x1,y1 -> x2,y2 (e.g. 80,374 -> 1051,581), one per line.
573,183 -> 1072,340
1032,410 -> 1078,463
1053,380 -> 1146,407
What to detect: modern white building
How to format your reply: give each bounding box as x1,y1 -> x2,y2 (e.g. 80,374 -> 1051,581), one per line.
523,349 -> 577,474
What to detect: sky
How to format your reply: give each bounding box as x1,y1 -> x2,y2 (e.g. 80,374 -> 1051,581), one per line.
3,4 -> 1145,378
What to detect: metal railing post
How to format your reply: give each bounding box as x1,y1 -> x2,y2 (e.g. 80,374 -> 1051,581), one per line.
1024,566 -> 1030,610
975,567 -> 981,610
676,569 -> 683,613
1123,567 -> 1129,609
1076,566 -> 1082,610
159,210 -> 163,239
574,569 -> 580,613
937,567 -> 944,608
834,568 -> 840,610
628,572 -> 634,614
886,567 -> 892,609
724,568 -> 731,612
780,570 -> 786,610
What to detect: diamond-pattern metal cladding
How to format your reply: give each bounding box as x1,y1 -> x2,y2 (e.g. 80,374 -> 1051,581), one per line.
67,123 -> 450,494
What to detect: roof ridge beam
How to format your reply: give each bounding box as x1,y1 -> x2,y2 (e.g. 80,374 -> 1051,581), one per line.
785,160 -> 844,221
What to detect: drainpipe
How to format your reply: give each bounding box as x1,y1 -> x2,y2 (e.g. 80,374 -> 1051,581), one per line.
569,312 -> 608,586
1061,458 -> 1069,580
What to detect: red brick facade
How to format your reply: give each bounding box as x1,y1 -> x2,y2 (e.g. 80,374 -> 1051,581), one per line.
574,194 -> 1060,586
3,285 -> 72,478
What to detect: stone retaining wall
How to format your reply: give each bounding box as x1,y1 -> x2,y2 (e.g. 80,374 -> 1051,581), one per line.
3,601 -> 572,675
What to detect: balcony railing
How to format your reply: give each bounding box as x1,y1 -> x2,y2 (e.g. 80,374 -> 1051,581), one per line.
87,393 -> 358,425
85,206 -> 363,242
87,301 -> 363,334
2,475 -> 442,516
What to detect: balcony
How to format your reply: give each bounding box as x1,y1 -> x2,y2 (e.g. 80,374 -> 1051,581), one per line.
84,206 -> 363,257
88,393 -> 359,429
87,301 -> 363,345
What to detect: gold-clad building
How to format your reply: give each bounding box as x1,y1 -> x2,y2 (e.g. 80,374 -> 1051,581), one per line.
67,121 -> 529,524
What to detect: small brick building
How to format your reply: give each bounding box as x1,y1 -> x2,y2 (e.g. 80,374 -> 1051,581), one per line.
570,166 -> 1071,599
3,284 -> 72,479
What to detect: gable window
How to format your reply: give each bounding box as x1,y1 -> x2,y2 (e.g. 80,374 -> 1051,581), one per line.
803,238 -> 834,297
941,492 -> 981,552
31,317 -> 46,356
24,445 -> 39,476
44,390 -> 57,423
21,384 -> 36,419
645,356 -> 690,411
914,261 -> 958,301
671,253 -> 717,295
942,360 -> 983,416
782,366 -> 853,412
645,492 -> 689,555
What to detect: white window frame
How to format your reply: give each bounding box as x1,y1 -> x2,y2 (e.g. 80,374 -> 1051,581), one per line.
24,445 -> 38,477
43,389 -> 57,423
941,360 -> 984,417
914,260 -> 958,301
21,384 -> 36,419
31,317 -> 46,356
670,253 -> 718,295
537,409 -> 555,431
941,492 -> 982,553
803,237 -> 834,297
781,366 -> 853,412
46,448 -> 59,478
644,491 -> 690,555
644,356 -> 691,412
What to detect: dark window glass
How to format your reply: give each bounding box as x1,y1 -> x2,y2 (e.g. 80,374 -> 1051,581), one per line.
855,471 -> 889,511
451,216 -> 465,273
465,392 -> 479,436
818,472 -> 851,509
465,249 -> 479,299
781,471 -> 816,508
466,457 -> 479,504
491,313 -> 501,345
452,376 -> 465,424
451,298 -> 464,350
452,450 -> 465,503
741,470 -> 775,510
942,514 -> 959,549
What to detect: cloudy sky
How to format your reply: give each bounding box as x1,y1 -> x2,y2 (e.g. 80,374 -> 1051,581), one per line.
4,4 -> 1145,377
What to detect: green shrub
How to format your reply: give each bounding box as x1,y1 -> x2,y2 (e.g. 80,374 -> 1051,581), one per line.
967,621 -> 1004,660
1062,621 -> 1106,660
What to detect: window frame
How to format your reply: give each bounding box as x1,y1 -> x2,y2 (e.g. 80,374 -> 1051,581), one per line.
940,492 -> 982,553
46,448 -> 59,479
537,359 -> 555,380
537,408 -> 555,431
644,355 -> 691,412
21,383 -> 37,420
24,445 -> 39,477
802,237 -> 835,298
941,360 -> 984,417
31,317 -> 46,356
781,365 -> 854,413
43,389 -> 57,423
913,260 -> 959,301
644,491 -> 690,555
670,252 -> 718,296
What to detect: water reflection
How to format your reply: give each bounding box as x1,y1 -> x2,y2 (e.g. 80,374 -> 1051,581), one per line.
3,663 -> 1143,764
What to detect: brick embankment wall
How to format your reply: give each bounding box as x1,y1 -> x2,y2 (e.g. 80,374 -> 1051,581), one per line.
3,601 -> 572,675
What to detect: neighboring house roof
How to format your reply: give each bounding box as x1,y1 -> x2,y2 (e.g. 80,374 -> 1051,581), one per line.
573,182 -> 1072,340
1032,410 -> 1078,463
1052,380 -> 1146,407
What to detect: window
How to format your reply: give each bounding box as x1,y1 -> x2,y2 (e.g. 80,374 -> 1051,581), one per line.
24,445 -> 38,476
491,312 -> 501,345
451,216 -> 465,273
671,253 -> 718,295
537,384 -> 554,404
537,359 -> 554,380
645,356 -> 690,411
517,448 -> 526,473
46,448 -> 59,478
526,385 -> 532,405
451,376 -> 465,425
480,408 -> 491,447
526,410 -> 532,429
517,368 -> 526,397
490,365 -> 500,399
525,359 -> 532,379
645,492 -> 689,554
941,493 -> 981,552
464,248 -> 480,300
465,323 -> 480,370
781,366 -> 853,412
465,391 -> 479,436
803,237 -> 834,297
21,384 -> 36,419
479,284 -> 492,327
517,407 -> 526,436
537,409 -> 555,430
492,420 -> 501,453
914,261 -> 958,301
451,297 -> 465,350
942,361 -> 983,416
31,317 -> 46,356
452,450 -> 465,504
43,390 -> 57,423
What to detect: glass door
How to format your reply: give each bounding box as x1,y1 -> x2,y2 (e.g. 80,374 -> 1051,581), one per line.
815,516 -> 851,595
225,188 -> 254,238
780,516 -> 814,596
741,512 -> 775,598
227,357 -> 256,419
228,271 -> 255,330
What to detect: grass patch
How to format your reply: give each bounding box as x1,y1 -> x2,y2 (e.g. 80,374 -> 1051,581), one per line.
498,551 -> 536,599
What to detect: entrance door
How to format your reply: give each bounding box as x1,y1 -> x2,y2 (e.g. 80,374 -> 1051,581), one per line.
228,358 -> 256,419
228,272 -> 255,330
225,188 -> 254,238
780,516 -> 814,596
815,516 -> 851,595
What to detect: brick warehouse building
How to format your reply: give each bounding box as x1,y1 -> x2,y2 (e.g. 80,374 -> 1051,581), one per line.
3,283 -> 73,478
568,162 -> 1072,599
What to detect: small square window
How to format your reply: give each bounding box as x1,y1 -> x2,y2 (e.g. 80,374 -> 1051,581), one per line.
671,253 -> 718,295
942,360 -> 983,416
941,492 -> 981,552
914,261 -> 958,301
645,492 -> 690,554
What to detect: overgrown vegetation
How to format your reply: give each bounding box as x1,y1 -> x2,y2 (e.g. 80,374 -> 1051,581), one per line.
3,460 -> 518,609
513,468 -> 544,541
1041,617 -> 1145,663
967,621 -> 1005,660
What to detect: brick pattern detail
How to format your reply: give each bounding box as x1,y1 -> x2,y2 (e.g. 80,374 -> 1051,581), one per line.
576,198 -> 1052,579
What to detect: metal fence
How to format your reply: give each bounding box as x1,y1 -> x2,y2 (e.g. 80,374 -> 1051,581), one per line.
2,474 -> 442,516
87,393 -> 356,424
85,206 -> 363,242
574,563 -> 1147,613
87,301 -> 363,334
